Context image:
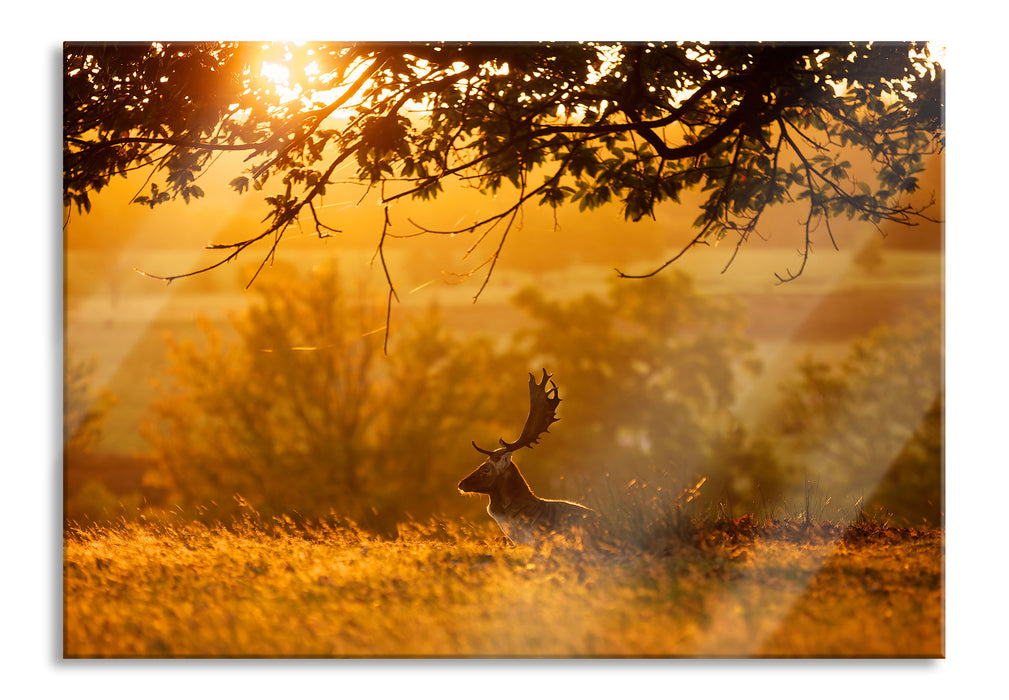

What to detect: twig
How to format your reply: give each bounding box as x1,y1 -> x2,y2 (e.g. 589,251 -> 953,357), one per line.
370,206 -> 400,354
720,130 -> 786,273
472,183 -> 523,303
307,201 -> 341,238
775,160 -> 821,284
616,222 -> 713,279
135,140 -> 361,285
245,220 -> 291,289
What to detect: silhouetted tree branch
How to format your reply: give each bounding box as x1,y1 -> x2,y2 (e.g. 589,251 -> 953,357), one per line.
65,41 -> 943,305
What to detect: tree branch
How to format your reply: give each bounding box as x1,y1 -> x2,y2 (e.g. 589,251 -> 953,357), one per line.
70,134 -> 264,154
615,221 -> 713,279
721,129 -> 786,273
370,206 -> 399,354
134,138 -> 362,285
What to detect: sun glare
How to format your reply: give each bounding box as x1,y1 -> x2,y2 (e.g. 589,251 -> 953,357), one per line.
260,61 -> 291,88
257,49 -> 346,109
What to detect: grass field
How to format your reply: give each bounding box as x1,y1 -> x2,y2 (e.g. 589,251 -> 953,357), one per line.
63,516 -> 943,658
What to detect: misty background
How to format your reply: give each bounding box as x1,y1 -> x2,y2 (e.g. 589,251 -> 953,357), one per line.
64,144 -> 942,531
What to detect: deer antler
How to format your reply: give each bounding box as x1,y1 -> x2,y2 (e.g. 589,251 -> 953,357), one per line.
473,369 -> 561,454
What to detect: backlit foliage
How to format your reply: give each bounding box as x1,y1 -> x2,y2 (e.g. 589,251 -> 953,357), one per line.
64,42 -> 943,289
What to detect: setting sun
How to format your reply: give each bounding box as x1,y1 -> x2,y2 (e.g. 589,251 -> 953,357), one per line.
259,60 -> 290,88
256,45 -> 355,111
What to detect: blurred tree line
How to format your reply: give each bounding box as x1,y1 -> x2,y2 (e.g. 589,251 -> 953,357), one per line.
86,266 -> 940,531
64,356 -> 153,522
141,264 -> 525,531
776,306 -> 943,524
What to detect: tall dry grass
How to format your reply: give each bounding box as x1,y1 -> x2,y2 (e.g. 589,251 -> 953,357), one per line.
63,507 -> 942,658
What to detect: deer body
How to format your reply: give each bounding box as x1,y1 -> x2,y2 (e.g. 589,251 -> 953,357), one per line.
458,370 -> 610,548
458,448 -> 604,546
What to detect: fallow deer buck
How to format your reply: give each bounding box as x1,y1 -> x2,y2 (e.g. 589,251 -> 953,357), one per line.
458,370 -> 610,549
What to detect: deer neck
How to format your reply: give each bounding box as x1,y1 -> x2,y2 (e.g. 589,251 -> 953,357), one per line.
488,462 -> 539,515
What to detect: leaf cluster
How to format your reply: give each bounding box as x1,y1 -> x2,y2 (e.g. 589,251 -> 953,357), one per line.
64,41 -> 943,290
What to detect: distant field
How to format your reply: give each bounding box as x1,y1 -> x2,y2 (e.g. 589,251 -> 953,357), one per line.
65,246 -> 940,454
62,519 -> 943,658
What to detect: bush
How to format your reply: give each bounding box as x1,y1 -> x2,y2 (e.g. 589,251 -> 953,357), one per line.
511,272 -> 782,514
774,306 -> 942,525
143,262 -> 523,531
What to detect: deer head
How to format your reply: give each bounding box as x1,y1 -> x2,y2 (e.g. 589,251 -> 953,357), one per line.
457,369 -> 560,495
